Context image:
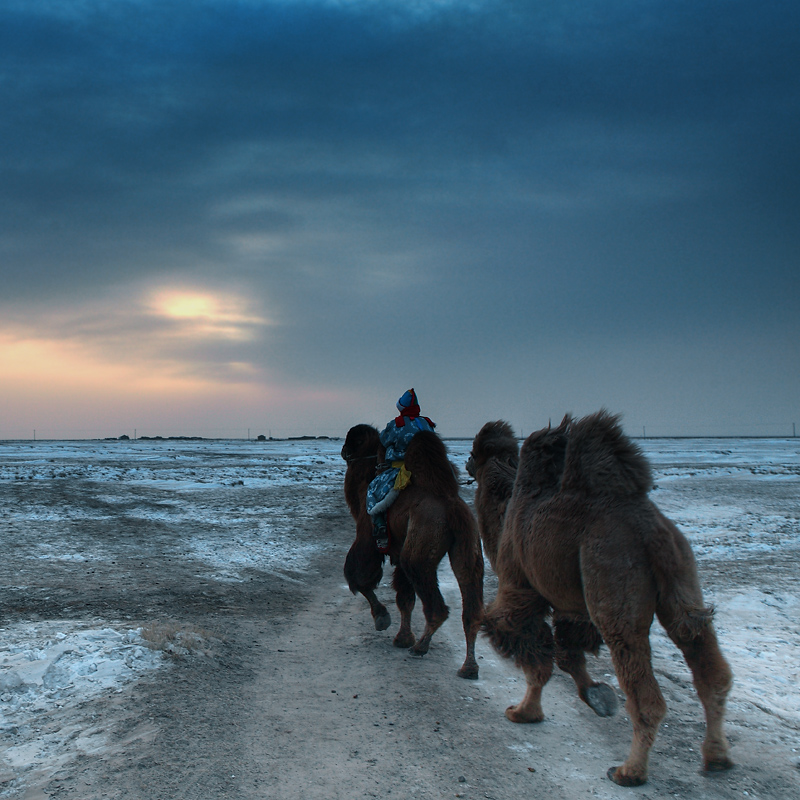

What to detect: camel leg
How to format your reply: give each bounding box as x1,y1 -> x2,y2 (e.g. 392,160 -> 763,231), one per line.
448,532 -> 485,679
506,655 -> 554,723
362,588 -> 391,631
391,566 -> 417,649
399,555 -> 449,657
581,548 -> 666,785
553,614 -> 618,717
483,587 -> 554,723
344,537 -> 391,631
601,628 -> 666,787
658,613 -> 734,772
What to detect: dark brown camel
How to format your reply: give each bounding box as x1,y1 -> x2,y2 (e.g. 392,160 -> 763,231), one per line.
471,411 -> 733,786
342,424 -> 484,679
465,420 -> 519,573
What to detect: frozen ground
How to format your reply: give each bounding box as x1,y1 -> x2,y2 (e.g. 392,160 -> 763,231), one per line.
0,435 -> 798,799
638,439 -> 800,730
1,438 -> 342,794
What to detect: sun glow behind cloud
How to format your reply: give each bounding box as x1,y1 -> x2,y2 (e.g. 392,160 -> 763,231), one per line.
148,288 -> 271,341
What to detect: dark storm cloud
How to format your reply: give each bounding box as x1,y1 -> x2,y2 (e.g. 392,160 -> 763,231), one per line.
1,0 -> 798,429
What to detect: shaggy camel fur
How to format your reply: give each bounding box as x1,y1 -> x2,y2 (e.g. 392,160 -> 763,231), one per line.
465,420 -> 519,573
342,424 -> 484,679
472,411 -> 733,786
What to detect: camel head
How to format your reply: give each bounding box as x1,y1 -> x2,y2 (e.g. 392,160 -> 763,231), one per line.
467,420 -> 519,478
341,424 -> 381,464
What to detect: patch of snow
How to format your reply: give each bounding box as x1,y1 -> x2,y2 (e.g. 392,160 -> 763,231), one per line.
186,519 -> 320,582
0,622 -> 161,727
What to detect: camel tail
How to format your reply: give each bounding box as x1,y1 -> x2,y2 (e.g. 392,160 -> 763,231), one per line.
647,507 -> 715,640
446,501 -> 484,582
446,499 -> 485,625
561,409 -> 652,496
446,494 -> 479,536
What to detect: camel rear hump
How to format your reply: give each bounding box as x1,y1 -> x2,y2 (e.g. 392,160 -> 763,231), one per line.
560,409 -> 652,497
404,430 -> 461,498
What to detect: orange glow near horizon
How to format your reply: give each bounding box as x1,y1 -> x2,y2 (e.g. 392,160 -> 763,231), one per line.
0,330 -> 358,439
0,332 -> 260,438
2,285 -> 271,383
0,335 -> 221,395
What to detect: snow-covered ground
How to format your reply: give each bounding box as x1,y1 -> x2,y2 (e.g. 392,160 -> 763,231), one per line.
634,438 -> 800,731
1,435 -> 799,776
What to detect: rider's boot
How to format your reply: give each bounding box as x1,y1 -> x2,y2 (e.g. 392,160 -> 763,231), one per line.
372,514 -> 389,551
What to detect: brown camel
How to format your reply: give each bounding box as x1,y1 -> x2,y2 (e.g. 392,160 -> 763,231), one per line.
471,411 -> 733,786
465,420 -> 519,573
342,424 -> 484,679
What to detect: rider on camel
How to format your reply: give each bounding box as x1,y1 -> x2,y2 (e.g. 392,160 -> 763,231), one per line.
367,389 -> 436,551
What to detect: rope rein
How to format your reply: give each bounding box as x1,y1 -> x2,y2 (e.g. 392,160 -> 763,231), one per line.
344,454 -> 379,464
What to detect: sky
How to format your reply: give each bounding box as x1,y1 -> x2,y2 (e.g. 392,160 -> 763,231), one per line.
1,0 -> 798,439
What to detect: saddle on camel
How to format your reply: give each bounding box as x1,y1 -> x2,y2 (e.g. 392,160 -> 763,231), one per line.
469,410 -> 733,786
341,391 -> 484,679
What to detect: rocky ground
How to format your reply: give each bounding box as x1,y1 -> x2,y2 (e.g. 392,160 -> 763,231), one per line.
0,438 -> 798,799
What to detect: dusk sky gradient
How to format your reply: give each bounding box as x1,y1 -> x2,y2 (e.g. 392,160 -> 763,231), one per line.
1,0 -> 798,439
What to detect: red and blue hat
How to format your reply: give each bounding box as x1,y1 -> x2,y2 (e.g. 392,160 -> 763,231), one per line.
396,389 -> 418,413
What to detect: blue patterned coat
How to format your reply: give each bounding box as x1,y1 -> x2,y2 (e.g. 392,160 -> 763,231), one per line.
366,416 -> 435,515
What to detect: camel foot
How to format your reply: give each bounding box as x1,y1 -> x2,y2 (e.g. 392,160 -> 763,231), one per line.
607,766 -> 646,787
393,630 -> 415,648
582,683 -> 619,717
703,757 -> 735,773
409,641 -> 430,657
374,611 -> 391,631
457,661 -> 479,680
505,704 -> 544,724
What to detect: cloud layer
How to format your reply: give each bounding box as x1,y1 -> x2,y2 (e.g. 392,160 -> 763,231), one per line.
1,1 -> 798,437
